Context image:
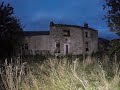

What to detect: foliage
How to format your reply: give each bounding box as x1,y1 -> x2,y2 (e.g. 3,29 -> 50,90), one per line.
0,2 -> 24,58
108,39 -> 120,59
98,38 -> 110,56
104,0 -> 120,35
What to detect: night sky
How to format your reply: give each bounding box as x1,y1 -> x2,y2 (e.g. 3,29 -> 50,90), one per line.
2,0 -> 119,40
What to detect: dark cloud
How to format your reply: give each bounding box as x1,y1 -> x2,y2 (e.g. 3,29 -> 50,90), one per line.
2,0 -> 118,39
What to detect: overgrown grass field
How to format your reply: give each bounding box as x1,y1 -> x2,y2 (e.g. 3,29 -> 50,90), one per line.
0,55 -> 120,90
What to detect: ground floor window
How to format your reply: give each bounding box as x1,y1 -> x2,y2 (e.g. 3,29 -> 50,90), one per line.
85,42 -> 89,51
55,42 -> 60,53
22,43 -> 28,50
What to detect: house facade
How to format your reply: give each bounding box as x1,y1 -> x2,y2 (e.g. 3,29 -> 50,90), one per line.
23,22 -> 98,55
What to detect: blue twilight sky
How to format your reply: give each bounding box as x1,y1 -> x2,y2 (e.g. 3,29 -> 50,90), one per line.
2,0 -> 119,40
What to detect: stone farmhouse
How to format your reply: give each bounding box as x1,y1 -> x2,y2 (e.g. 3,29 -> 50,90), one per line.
23,22 -> 98,55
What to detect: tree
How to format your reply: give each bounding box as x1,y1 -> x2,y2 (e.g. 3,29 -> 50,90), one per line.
104,0 -> 120,35
0,2 -> 24,59
104,0 -> 120,60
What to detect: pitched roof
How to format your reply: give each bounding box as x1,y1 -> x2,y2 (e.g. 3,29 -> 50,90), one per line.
24,31 -> 50,36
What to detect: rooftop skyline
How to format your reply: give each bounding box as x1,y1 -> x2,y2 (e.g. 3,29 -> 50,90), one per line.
2,0 -> 119,40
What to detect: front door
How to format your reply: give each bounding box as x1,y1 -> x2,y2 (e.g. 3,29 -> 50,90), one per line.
64,44 -> 70,55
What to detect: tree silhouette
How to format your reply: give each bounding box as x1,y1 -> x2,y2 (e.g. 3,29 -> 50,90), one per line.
0,2 -> 24,59
104,0 -> 120,36
103,0 -> 120,59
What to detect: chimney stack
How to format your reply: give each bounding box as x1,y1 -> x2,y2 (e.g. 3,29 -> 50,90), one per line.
50,21 -> 54,27
84,23 -> 88,28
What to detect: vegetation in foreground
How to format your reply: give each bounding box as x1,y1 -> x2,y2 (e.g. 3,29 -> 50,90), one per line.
0,55 -> 120,90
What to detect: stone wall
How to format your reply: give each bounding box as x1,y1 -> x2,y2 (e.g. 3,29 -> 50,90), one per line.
24,35 -> 50,55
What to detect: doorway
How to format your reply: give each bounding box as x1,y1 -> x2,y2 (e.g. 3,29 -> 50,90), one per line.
64,44 -> 70,55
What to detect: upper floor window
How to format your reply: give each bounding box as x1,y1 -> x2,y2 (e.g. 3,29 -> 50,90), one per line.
63,30 -> 70,36
85,32 -> 88,37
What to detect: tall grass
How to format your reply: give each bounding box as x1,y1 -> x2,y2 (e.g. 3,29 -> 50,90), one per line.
0,59 -> 39,90
0,56 -> 120,90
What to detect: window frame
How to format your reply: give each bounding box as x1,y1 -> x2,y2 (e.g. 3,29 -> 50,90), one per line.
63,30 -> 70,37
85,32 -> 88,38
55,42 -> 60,53
85,42 -> 89,51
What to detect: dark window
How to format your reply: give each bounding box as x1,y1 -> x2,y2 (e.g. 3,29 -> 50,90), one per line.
65,45 -> 69,54
63,30 -> 70,36
22,44 -> 24,50
55,42 -> 60,53
56,42 -> 60,48
85,42 -> 89,51
85,32 -> 88,37
25,44 -> 28,50
86,48 -> 89,51
22,43 -> 28,50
